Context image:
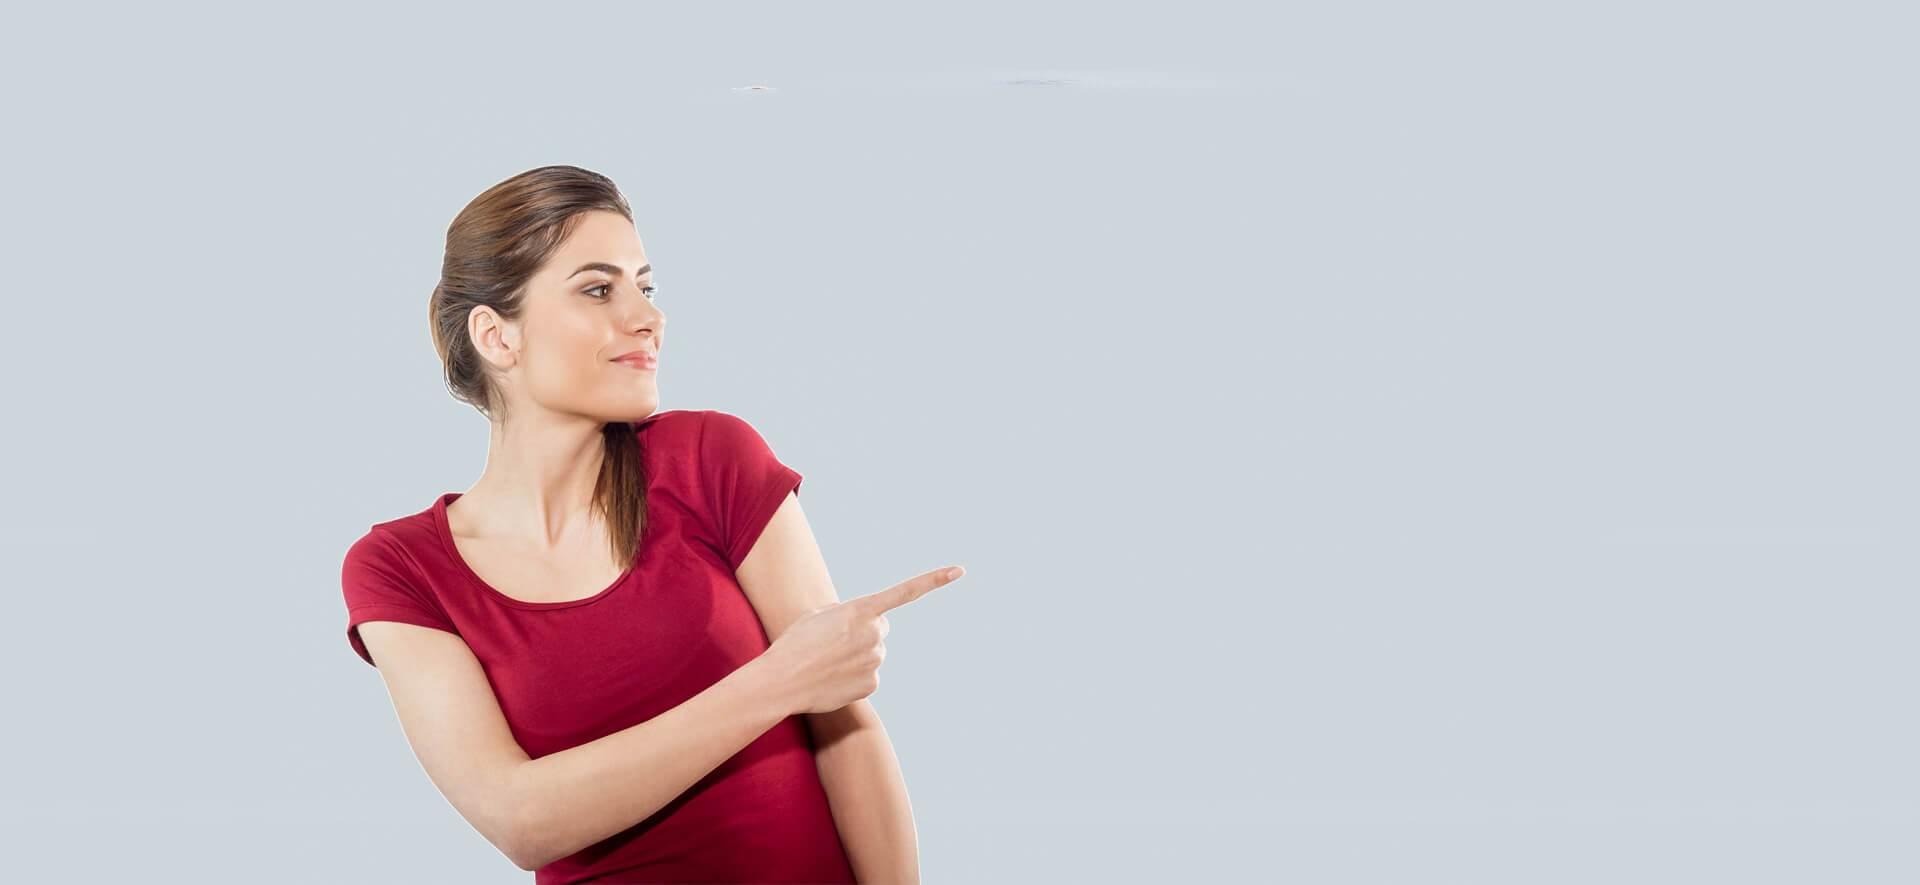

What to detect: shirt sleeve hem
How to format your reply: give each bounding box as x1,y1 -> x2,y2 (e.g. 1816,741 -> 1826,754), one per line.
724,465 -> 803,571
347,604 -> 461,667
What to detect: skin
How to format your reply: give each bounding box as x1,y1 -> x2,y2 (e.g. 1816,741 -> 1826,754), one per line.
444,209 -> 664,601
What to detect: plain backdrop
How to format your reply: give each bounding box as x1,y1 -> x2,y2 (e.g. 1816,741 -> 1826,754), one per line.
2,2 -> 1914,882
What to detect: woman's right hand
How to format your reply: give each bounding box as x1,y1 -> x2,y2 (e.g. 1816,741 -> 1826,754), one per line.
761,566 -> 966,715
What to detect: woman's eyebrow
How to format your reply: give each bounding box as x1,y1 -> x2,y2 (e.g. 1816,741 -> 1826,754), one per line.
567,261 -> 651,280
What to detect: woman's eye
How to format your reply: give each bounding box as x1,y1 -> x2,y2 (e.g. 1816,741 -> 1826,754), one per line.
586,284 -> 657,301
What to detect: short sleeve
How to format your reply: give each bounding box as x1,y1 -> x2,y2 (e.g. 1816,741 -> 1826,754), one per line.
342,528 -> 459,668
698,410 -> 804,570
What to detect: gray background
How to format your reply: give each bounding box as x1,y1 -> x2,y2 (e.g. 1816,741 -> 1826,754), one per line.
2,2 -> 1913,882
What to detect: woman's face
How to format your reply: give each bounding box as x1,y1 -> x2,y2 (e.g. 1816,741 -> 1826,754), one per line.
497,209 -> 665,424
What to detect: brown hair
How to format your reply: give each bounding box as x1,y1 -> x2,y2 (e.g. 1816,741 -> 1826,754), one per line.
427,165 -> 648,572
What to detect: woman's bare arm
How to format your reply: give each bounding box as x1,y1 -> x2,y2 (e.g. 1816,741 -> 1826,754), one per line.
510,656 -> 795,869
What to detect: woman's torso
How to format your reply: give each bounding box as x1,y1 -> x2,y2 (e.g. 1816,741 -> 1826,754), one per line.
346,410 -> 854,884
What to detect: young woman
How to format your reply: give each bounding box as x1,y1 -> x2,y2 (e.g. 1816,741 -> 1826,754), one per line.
340,165 -> 963,883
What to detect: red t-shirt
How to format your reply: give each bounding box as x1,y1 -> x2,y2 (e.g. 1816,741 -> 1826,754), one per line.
341,409 -> 855,884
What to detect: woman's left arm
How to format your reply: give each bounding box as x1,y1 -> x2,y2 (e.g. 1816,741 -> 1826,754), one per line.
806,700 -> 919,884
733,490 -> 921,884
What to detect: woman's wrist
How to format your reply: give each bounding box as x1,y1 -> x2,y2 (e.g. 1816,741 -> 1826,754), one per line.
734,649 -> 800,719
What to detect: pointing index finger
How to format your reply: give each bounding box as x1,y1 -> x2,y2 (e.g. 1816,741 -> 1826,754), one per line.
854,566 -> 964,615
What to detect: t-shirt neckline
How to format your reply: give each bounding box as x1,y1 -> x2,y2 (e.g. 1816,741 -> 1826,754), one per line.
433,492 -> 636,611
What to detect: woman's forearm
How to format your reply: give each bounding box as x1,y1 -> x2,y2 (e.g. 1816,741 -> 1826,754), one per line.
806,699 -> 919,884
511,658 -> 795,870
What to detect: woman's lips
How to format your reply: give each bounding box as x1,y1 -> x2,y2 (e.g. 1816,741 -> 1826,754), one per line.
612,354 -> 658,370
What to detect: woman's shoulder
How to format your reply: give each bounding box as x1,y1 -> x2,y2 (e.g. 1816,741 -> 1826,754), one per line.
633,408 -> 706,437
632,409 -> 716,470
346,506 -> 439,567
635,407 -> 756,446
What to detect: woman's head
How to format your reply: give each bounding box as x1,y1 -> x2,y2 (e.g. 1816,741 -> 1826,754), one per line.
428,165 -> 663,568
430,165 -> 665,427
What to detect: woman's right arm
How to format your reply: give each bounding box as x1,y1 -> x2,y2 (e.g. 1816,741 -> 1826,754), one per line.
508,655 -> 795,869
355,620 -> 795,872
